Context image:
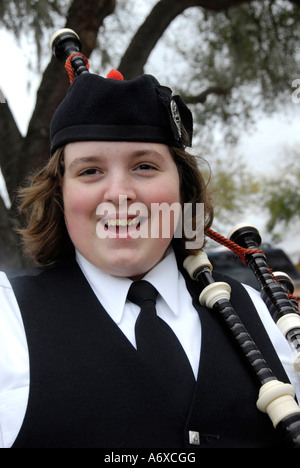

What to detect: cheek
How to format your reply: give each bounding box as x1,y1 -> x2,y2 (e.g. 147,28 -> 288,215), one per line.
146,172 -> 181,206
62,183 -> 97,232
145,176 -> 182,236
150,187 -> 180,205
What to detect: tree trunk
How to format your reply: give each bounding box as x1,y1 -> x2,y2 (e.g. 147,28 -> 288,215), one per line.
0,197 -> 24,270
0,98 -> 23,200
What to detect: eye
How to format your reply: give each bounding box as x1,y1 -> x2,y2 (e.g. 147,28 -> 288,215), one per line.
136,163 -> 157,171
79,168 -> 102,176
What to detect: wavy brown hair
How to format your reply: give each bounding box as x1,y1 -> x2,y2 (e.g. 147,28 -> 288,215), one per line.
17,147 -> 73,265
17,145 -> 214,265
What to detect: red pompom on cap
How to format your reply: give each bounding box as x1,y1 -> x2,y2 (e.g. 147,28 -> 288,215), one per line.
106,69 -> 124,80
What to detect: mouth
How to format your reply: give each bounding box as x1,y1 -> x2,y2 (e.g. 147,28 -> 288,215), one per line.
98,215 -> 144,238
104,217 -> 141,230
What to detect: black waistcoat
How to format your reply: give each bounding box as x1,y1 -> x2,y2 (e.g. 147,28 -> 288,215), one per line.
9,260 -> 290,448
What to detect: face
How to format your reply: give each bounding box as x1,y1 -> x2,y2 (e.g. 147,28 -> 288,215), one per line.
62,141 -> 181,278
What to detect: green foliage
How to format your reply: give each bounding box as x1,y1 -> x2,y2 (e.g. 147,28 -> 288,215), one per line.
263,147 -> 300,232
202,151 -> 260,228
169,0 -> 300,145
0,0 -> 64,62
0,0 -> 63,33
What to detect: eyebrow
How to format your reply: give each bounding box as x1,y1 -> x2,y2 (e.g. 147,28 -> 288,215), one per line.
67,150 -> 165,170
67,155 -> 103,170
132,150 -> 165,159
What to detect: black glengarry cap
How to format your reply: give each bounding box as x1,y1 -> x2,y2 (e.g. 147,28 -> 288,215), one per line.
50,71 -> 193,155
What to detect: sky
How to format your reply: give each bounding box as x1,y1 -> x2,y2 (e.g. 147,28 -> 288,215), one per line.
0,26 -> 299,252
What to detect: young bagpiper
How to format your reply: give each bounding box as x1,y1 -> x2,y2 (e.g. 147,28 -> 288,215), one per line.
0,30 -> 299,448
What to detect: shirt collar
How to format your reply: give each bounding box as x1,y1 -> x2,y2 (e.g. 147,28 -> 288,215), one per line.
143,248 -> 180,316
75,248 -> 180,324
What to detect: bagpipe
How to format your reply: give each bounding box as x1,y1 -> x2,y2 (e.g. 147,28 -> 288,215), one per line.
184,224 -> 300,448
51,28 -> 300,447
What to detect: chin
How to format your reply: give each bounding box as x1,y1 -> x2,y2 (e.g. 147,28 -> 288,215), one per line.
107,262 -> 150,279
103,254 -> 161,279
86,241 -> 168,278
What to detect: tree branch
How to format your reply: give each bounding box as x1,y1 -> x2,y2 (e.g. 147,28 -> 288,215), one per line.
184,84 -> 234,104
189,0 -> 254,10
0,94 -> 23,200
118,0 -> 191,78
66,0 -> 116,56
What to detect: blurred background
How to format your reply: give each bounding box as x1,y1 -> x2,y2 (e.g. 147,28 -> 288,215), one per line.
0,0 -> 299,280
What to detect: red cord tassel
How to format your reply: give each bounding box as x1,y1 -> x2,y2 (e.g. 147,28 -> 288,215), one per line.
65,52 -> 90,84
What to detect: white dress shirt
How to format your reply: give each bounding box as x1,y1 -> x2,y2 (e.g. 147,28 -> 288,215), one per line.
0,248 -> 299,448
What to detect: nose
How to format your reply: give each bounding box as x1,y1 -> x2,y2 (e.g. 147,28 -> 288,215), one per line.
103,169 -> 136,206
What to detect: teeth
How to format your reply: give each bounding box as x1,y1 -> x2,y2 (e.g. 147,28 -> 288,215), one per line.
105,218 -> 139,227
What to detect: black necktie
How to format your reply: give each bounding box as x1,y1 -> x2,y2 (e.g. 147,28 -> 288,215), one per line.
127,280 -> 195,417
